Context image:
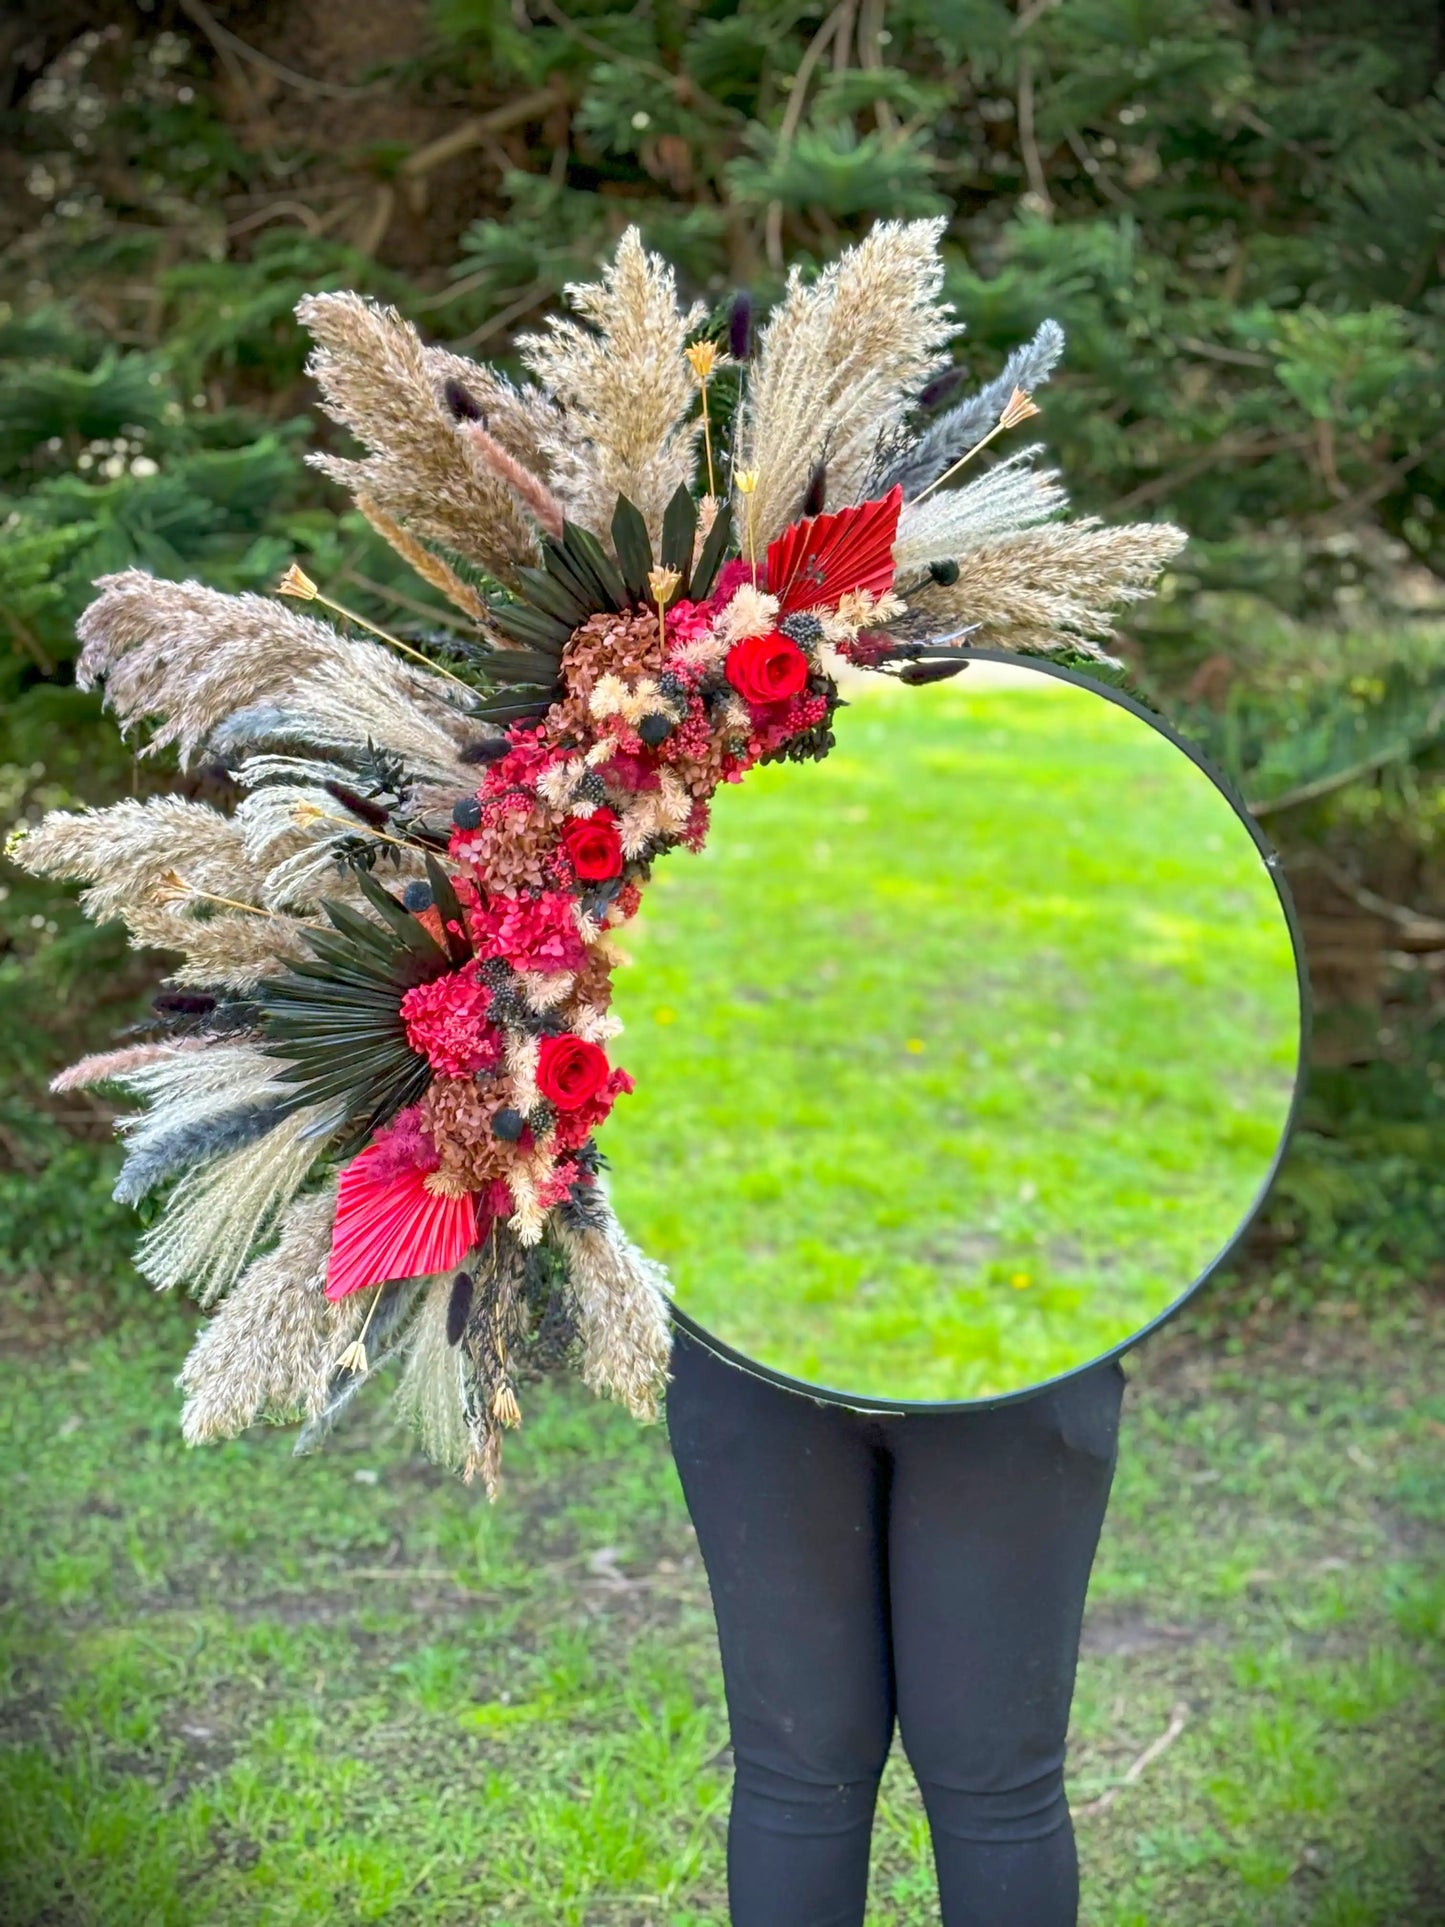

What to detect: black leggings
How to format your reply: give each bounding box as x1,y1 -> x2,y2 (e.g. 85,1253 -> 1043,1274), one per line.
666,1326 -> 1125,1927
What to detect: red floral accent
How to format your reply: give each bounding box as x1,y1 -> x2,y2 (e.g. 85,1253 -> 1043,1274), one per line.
549,1066 -> 634,1150
562,808 -> 624,881
726,630 -> 810,707
469,890 -> 587,974
326,1145 -> 480,1301
536,1033 -> 612,1111
400,966 -> 501,1079
765,486 -> 901,617
365,1104 -> 441,1184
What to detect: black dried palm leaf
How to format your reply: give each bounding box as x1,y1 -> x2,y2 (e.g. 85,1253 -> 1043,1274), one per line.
255,871 -> 464,1157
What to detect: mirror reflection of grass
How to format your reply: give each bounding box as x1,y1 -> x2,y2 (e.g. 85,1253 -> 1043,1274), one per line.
605,671 -> 1301,1401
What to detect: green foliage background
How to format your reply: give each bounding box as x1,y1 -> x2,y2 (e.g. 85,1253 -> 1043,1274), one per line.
1,0 -> 1442,1301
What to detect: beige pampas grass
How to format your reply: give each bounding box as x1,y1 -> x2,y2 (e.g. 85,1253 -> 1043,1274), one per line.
909,519 -> 1188,650
738,218 -> 955,542
519,227 -> 706,547
136,1101 -> 339,1305
177,1186 -> 350,1442
51,1042 -> 206,1093
75,570 -> 470,771
353,493 -> 490,622
554,1201 -> 673,1420
891,447 -> 1069,575
13,796 -> 261,923
394,1272 -> 471,1471
122,905 -> 312,989
297,291 -> 541,586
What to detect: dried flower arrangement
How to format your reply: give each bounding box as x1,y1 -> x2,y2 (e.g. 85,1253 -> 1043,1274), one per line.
10,220 -> 1184,1493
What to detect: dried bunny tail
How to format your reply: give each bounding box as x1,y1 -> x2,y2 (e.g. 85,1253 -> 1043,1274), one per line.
518,226 -> 705,546
553,1200 -> 672,1419
394,1271 -> 471,1471
135,1101 -> 340,1306
297,290 -> 539,585
13,796 -> 261,922
353,493 -> 491,623
886,319 -> 1067,500
121,905 -> 314,989
178,1185 -> 348,1443
891,446 -> 1068,574
76,570 -> 471,770
739,218 -> 955,542
909,519 -> 1188,647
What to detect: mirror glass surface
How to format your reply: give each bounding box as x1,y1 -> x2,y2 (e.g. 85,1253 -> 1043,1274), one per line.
604,658 -> 1304,1405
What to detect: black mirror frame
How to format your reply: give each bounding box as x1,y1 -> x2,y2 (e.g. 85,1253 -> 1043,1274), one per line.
665,646 -> 1314,1412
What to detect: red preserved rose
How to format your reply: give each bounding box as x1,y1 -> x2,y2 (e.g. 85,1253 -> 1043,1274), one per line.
562,808 -> 624,881
536,1033 -> 612,1111
725,629 -> 810,707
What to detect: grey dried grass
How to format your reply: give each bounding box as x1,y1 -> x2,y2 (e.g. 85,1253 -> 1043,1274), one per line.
137,1100 -> 341,1305
886,319 -> 1067,499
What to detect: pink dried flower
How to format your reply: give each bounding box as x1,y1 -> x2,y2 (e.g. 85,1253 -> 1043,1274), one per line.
469,889 -> 588,974
400,965 -> 502,1079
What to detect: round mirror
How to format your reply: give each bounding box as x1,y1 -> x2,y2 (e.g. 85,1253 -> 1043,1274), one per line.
604,654 -> 1307,1407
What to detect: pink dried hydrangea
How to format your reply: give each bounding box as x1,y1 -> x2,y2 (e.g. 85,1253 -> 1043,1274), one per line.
400,966 -> 502,1079
468,889 -> 588,974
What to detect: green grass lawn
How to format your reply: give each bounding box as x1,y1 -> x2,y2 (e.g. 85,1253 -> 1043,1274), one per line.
0,1284 -> 1440,1925
608,669 -> 1301,1400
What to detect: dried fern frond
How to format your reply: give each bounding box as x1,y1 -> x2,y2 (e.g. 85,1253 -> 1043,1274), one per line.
910,519 -> 1188,647
75,570 -> 471,771
519,227 -> 706,547
739,218 -> 955,543
298,291 -> 542,586
886,318 -> 1067,500
177,1185 -> 351,1443
892,446 -> 1068,574
13,796 -> 260,922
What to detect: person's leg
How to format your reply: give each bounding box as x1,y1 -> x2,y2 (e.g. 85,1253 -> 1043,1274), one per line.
887,1360 -> 1126,1927
666,1327 -> 895,1927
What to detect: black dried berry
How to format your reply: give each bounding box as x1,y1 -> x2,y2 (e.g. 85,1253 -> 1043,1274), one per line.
452,796 -> 483,830
492,1108 -> 525,1142
637,712 -> 674,747
401,880 -> 434,912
